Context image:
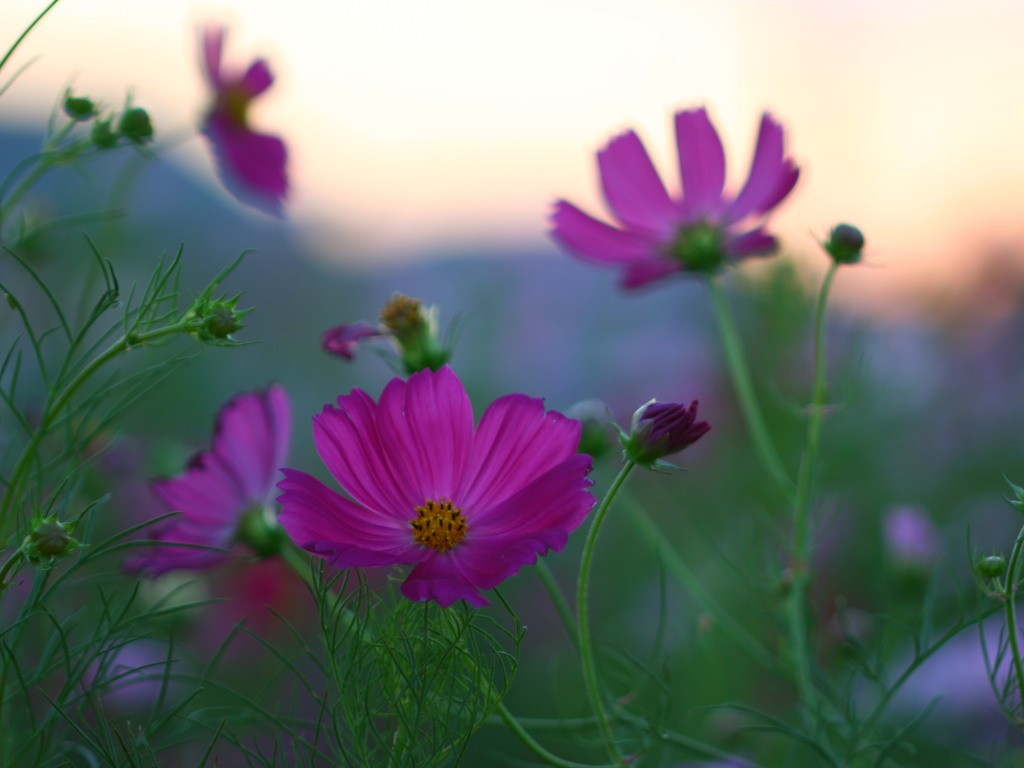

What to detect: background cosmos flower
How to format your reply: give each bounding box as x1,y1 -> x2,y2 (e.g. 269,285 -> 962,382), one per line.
277,365 -> 596,607
127,385 -> 291,576
201,25 -> 289,214
550,106 -> 799,288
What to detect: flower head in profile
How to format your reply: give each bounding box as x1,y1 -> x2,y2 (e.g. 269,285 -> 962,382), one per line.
201,25 -> 289,214
127,385 -> 291,576
322,293 -> 451,374
278,366 -> 596,607
550,107 -> 799,288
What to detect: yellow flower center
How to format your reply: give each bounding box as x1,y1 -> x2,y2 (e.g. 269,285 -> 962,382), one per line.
411,498 -> 467,552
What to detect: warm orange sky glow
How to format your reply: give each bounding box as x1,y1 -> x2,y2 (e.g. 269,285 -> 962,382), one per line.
3,0 -> 1024,316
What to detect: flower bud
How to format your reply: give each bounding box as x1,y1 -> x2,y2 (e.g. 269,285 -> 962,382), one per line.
63,92 -> 97,121
623,399 -> 710,466
118,107 -> 154,145
976,555 -> 1007,580
92,118 -> 118,149
566,399 -> 613,459
187,294 -> 249,344
379,293 -> 450,373
22,518 -> 80,565
823,223 -> 865,265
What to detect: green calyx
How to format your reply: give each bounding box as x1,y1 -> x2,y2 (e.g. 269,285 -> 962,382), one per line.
668,221 -> 727,273
237,505 -> 285,558
22,517 -> 80,565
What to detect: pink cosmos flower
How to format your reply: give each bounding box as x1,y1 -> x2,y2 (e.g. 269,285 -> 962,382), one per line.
277,366 -> 596,607
550,107 -> 799,288
201,25 -> 289,214
127,385 -> 291,576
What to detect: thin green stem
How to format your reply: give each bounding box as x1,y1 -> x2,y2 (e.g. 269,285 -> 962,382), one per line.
576,461 -> 636,767
0,0 -> 62,77
534,558 -> 579,652
786,262 -> 839,720
493,702 -> 617,768
627,501 -> 777,670
707,278 -> 794,501
1003,524 -> 1024,720
0,317 -> 191,529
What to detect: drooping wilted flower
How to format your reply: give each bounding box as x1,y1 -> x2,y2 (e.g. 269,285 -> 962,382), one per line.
278,366 -> 596,607
551,106 -> 798,288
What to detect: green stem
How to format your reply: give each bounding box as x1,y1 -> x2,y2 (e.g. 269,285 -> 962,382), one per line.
493,702 -> 617,768
1003,525 -> 1024,720
0,0 -> 62,76
627,501 -> 777,670
707,278 -> 794,500
786,262 -> 839,719
0,317 -> 191,529
576,461 -> 636,767
534,558 -> 579,652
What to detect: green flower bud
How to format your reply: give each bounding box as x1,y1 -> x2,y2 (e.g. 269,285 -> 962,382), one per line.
566,400 -> 614,460
63,92 -> 97,121
976,555 -> 1007,579
380,293 -> 450,373
203,303 -> 244,340
118,107 -> 154,145
22,518 -> 80,565
824,223 -> 865,265
92,117 -> 118,149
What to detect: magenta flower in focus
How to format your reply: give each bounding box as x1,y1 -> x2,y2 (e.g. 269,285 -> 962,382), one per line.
127,385 -> 291,576
278,366 -> 596,607
201,25 -> 289,214
550,107 -> 799,288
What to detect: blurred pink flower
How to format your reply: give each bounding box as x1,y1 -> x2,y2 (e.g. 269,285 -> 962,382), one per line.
550,107 -> 799,288
278,365 -> 596,607
322,321 -> 385,360
201,25 -> 289,214
127,385 -> 291,576
883,505 -> 940,569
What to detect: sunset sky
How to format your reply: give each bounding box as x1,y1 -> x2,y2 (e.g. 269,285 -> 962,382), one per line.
3,0 -> 1024,316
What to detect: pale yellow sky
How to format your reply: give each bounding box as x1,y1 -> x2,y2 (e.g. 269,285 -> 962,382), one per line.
4,0 -> 1024,316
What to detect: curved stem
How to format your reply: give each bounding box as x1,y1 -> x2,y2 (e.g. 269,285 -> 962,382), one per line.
707,278 -> 794,501
493,702 -> 617,768
786,262 -> 839,719
576,461 -> 636,767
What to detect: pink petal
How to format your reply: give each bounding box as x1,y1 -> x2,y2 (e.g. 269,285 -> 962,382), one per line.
450,535 -> 567,592
150,457 -> 246,525
549,200 -> 657,265
314,392 -> 416,515
401,554 -> 489,608
472,454 -> 595,538
211,386 -> 291,507
125,516 -> 234,576
201,25 -> 225,88
621,258 -> 681,289
726,113 -> 799,223
597,131 -> 677,235
457,394 -> 581,511
728,227 -> 778,259
674,108 -> 726,218
240,59 -> 274,98
322,322 -> 384,360
375,366 -> 474,504
277,469 -> 425,567
204,115 -> 289,215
